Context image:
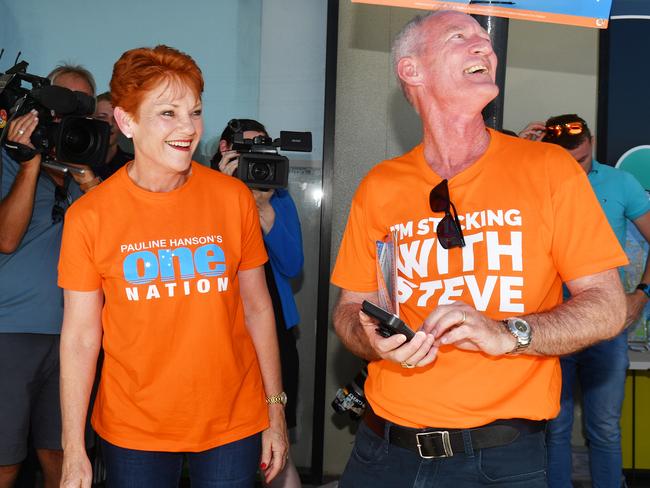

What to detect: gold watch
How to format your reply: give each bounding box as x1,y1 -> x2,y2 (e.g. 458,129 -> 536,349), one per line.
266,391 -> 288,406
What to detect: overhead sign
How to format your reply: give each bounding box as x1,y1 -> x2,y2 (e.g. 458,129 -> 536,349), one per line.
351,0 -> 613,28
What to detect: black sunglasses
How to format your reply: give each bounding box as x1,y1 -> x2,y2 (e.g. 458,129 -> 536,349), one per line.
52,185 -> 70,224
429,179 -> 465,249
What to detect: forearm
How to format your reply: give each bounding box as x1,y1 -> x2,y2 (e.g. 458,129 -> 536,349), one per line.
0,157 -> 40,252
60,332 -> 100,450
245,304 -> 284,397
60,290 -> 103,451
333,292 -> 381,361
527,274 -> 626,356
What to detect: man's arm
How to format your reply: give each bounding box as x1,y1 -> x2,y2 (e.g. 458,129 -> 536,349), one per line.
625,212 -> 650,325
429,268 -> 626,356
333,289 -> 438,366
0,111 -> 42,253
60,289 -> 103,488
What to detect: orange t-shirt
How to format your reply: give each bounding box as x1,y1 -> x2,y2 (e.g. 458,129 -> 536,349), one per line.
58,162 -> 269,451
331,130 -> 628,428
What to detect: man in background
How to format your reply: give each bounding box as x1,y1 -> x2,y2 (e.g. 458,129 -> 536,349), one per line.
521,114 -> 650,487
0,64 -> 100,488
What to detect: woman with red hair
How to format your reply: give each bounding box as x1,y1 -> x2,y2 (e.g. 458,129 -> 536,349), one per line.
57,45 -> 288,487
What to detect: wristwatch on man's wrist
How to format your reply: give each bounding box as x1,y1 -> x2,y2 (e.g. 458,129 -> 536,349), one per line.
636,283 -> 650,299
502,317 -> 532,354
266,391 -> 288,406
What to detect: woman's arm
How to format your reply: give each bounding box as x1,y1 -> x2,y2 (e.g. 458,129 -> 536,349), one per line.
238,266 -> 287,483
60,289 -> 103,488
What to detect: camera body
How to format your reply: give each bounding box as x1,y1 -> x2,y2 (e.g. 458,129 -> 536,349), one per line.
331,366 -> 368,420
231,131 -> 311,190
0,61 -> 109,166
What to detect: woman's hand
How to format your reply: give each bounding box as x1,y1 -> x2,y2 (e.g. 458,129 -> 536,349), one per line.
260,404 -> 288,484
60,447 -> 92,488
218,150 -> 239,176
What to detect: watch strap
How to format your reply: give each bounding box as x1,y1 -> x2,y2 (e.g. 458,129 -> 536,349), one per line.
266,391 -> 287,405
502,318 -> 531,355
636,283 -> 650,298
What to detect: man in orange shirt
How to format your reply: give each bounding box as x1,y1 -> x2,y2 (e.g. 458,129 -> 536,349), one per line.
331,11 -> 627,488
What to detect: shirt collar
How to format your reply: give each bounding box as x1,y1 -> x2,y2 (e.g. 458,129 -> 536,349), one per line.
589,159 -> 602,175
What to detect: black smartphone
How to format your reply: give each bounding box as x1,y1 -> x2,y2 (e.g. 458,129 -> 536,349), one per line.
361,300 -> 415,341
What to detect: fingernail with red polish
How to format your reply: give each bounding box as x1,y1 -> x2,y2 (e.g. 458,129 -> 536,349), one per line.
260,462 -> 267,470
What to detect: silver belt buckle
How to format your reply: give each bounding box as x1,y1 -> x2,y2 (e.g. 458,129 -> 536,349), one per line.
416,430 -> 453,459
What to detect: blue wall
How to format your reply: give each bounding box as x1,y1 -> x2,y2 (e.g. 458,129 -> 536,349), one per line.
0,0 -> 263,161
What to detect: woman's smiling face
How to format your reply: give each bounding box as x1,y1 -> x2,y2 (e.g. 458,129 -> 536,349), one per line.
128,78 -> 203,174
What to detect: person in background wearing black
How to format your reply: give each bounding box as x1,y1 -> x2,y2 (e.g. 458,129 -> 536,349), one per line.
212,119 -> 303,488
92,92 -> 133,180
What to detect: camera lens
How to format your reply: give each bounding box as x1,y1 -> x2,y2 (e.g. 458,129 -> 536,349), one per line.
62,118 -> 94,156
249,162 -> 273,182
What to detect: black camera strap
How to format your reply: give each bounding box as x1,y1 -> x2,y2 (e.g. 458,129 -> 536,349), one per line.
3,140 -> 39,163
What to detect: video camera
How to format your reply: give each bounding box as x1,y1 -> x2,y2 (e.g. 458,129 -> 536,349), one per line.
231,130 -> 312,190
0,59 -> 109,167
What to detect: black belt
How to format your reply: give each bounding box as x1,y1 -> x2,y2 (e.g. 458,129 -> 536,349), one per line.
364,408 -> 546,459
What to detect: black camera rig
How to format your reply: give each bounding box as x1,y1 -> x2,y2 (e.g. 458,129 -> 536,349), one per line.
0,57 -> 109,168
231,130 -> 312,190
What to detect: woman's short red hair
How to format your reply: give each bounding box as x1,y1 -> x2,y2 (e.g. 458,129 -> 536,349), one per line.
110,45 -> 204,117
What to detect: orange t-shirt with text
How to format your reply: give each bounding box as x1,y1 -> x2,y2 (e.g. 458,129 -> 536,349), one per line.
331,130 -> 627,428
58,162 -> 269,451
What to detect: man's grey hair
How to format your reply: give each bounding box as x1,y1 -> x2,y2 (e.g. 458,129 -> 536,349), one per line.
390,11 -> 441,102
47,64 -> 96,96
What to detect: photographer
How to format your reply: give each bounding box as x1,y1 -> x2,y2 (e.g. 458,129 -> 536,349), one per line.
92,91 -> 133,179
212,119 -> 303,488
0,66 -> 99,487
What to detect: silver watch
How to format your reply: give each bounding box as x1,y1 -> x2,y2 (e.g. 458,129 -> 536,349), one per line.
502,317 -> 532,354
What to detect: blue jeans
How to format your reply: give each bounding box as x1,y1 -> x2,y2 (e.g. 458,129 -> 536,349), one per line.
547,331 -> 629,488
100,433 -> 261,488
339,419 -> 547,487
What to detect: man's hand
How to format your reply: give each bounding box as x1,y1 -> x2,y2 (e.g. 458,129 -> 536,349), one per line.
518,121 -> 546,142
218,150 -> 239,176
65,163 -> 100,192
625,290 -> 649,327
260,404 -> 288,484
359,310 -> 438,367
60,447 -> 92,488
424,303 -> 517,356
7,110 -> 39,150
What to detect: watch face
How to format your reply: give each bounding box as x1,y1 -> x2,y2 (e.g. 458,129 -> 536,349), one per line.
515,321 -> 528,333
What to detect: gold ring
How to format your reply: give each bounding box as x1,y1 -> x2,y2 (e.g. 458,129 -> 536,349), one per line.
17,129 -> 25,135
459,310 -> 466,325
400,361 -> 415,369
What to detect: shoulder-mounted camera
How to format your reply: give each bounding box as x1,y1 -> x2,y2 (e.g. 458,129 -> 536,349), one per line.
0,58 -> 109,166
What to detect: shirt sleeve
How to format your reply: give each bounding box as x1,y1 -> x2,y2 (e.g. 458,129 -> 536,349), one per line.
58,201 -> 102,291
331,181 -> 378,292
239,188 -> 268,271
622,170 -> 650,221
550,159 -> 628,283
